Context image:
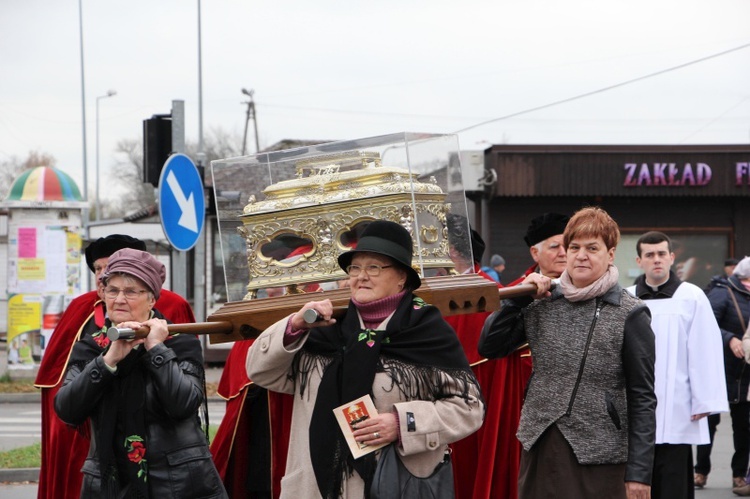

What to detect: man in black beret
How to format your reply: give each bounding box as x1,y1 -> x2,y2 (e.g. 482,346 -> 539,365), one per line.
471,214 -> 569,498
507,212 -> 570,286
445,214 -> 525,499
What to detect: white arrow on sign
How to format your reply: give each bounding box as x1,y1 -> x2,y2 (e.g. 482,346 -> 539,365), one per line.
166,171 -> 199,232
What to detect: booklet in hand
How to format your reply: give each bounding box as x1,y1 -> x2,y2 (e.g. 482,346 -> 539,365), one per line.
333,394 -> 389,459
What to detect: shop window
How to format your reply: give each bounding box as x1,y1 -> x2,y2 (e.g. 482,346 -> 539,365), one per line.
615,231 -> 731,289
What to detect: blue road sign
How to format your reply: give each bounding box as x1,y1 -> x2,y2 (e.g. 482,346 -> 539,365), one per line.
158,153 -> 205,251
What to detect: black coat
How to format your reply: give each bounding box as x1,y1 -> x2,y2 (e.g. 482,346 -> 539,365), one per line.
54,313 -> 227,499
707,275 -> 750,403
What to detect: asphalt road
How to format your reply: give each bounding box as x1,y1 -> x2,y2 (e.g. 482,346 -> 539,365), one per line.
0,405 -> 744,498
0,398 -> 226,498
0,346 -> 744,497
0,400 -> 40,452
0,400 -> 226,451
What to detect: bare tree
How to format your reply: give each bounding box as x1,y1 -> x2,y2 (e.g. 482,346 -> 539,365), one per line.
0,150 -> 56,199
188,127 -> 243,163
104,128 -> 243,218
107,139 -> 156,217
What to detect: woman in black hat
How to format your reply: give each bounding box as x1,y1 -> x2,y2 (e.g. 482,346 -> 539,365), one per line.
247,220 -> 484,499
55,248 -> 227,499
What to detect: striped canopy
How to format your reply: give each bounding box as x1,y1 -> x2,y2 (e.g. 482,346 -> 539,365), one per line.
5,166 -> 82,202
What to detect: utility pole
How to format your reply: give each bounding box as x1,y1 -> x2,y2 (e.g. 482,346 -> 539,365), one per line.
171,100 -> 188,301
195,0 -> 206,323
241,88 -> 259,155
78,0 -> 89,235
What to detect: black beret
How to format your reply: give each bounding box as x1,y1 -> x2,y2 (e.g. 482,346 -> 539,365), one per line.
524,213 -> 570,247
84,234 -> 147,272
725,258 -> 740,267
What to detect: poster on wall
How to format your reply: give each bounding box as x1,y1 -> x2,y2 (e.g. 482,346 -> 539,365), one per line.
7,294 -> 42,370
66,231 -> 82,295
6,221 -> 82,364
10,225 -> 72,294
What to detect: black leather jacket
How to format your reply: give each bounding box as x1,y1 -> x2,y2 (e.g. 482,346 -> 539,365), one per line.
707,275 -> 750,403
55,319 -> 227,499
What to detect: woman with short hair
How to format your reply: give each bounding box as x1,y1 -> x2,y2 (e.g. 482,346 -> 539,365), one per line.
479,207 -> 656,499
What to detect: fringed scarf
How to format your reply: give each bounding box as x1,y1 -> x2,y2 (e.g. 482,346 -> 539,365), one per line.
68,309 -> 206,499
293,293 -> 479,499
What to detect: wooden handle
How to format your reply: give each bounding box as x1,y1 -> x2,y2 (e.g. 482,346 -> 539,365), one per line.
104,276 -> 549,345
106,321 -> 234,341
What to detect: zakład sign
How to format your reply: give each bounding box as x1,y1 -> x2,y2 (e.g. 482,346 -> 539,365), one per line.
624,161 -> 750,187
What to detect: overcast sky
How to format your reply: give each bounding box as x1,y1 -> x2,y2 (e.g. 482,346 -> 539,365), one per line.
1,0 -> 749,200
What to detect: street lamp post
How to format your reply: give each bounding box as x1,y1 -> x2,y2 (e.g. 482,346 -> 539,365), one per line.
95,90 -> 117,221
78,0 -> 88,233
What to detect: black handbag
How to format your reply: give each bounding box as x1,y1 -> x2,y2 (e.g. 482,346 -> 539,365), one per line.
370,444 -> 454,499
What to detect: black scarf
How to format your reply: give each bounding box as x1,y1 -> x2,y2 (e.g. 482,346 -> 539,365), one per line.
68,310 -> 205,498
294,293 -> 478,499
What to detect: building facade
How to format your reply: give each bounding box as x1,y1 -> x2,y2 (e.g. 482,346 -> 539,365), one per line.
480,144 -> 750,289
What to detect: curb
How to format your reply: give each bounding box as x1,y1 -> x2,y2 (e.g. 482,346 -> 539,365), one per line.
0,392 -> 225,404
0,392 -> 40,404
0,467 -> 39,483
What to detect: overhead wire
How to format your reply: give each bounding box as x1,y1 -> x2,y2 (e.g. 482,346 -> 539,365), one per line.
453,41 -> 750,134
680,95 -> 750,142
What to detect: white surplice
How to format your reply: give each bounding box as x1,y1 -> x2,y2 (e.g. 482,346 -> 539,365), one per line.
628,281 -> 729,444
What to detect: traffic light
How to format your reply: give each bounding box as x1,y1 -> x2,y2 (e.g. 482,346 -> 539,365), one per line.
143,114 -> 172,186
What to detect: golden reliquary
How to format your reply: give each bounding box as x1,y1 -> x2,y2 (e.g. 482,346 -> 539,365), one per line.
237,150 -> 455,298
195,132 -> 505,343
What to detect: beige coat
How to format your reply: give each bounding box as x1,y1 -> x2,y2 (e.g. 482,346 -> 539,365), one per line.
247,317 -> 484,499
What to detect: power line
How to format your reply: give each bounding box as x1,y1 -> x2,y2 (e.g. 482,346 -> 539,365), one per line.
680,94 -> 750,143
454,41 -> 750,134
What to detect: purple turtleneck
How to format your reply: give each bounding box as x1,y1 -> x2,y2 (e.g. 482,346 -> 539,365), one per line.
283,290 -> 407,346
351,290 -> 406,329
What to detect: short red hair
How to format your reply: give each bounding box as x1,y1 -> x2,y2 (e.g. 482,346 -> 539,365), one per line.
563,207 -> 620,250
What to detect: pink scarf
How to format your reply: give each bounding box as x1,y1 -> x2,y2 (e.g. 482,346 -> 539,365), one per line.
558,265 -> 620,302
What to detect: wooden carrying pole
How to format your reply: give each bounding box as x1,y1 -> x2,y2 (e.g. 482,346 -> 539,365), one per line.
106,275 -> 543,344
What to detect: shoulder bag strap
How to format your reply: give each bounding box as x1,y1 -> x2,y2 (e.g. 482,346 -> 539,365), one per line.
728,288 -> 747,333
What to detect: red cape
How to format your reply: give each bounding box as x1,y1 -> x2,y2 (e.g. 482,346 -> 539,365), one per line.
209,340 -> 293,498
34,289 -> 195,499
448,267 -> 533,499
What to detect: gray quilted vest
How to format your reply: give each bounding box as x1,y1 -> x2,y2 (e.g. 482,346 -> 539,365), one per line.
518,285 -> 642,465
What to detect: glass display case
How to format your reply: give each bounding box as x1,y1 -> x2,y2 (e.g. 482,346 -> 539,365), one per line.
210,132 -> 475,302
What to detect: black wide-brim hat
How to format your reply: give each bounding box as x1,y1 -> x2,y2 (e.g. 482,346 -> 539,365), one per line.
338,220 -> 422,290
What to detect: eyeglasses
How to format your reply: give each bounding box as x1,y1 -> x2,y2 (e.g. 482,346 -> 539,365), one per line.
104,287 -> 148,300
346,264 -> 393,277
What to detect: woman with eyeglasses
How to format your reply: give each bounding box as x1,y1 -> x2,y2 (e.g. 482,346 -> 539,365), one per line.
247,220 -> 484,498
54,248 -> 227,499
